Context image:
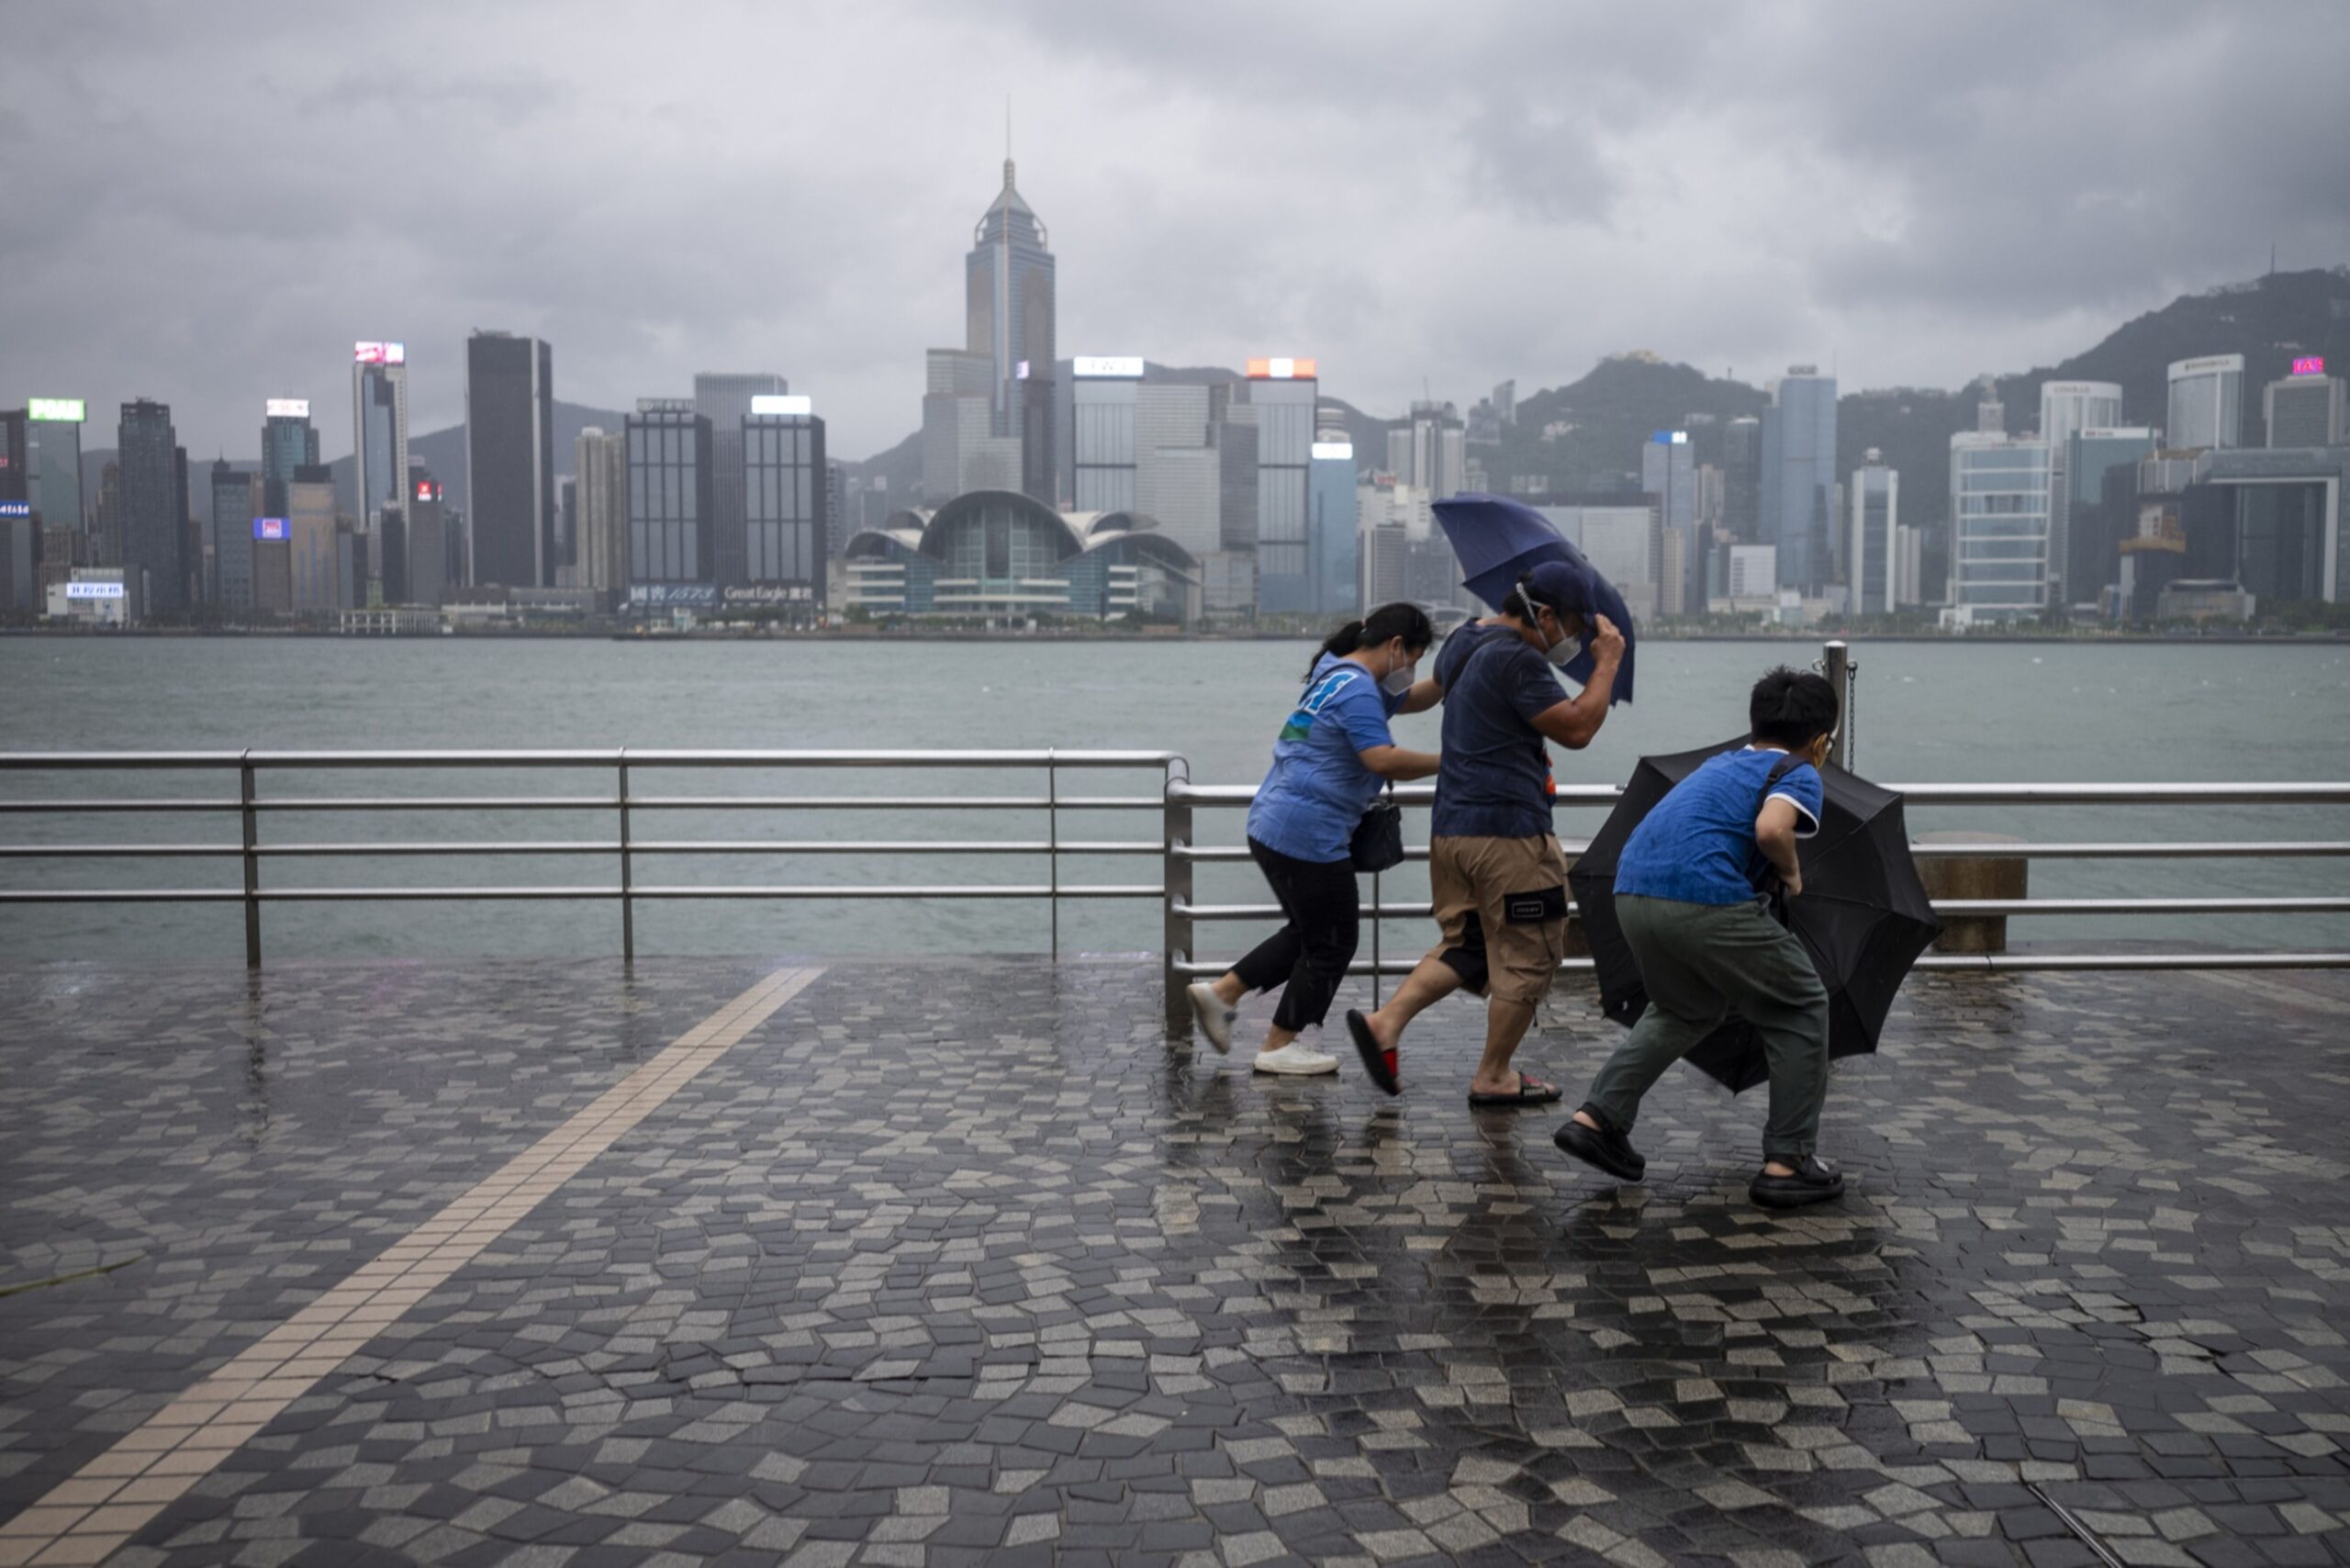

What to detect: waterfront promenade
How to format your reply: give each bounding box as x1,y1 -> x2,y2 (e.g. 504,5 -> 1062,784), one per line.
3,958 -> 2346,1567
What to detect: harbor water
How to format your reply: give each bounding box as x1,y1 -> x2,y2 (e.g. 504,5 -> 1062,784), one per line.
3,635 -> 2345,964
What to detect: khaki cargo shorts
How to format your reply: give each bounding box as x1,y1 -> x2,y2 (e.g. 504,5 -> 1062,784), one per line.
1425,834 -> 1572,1007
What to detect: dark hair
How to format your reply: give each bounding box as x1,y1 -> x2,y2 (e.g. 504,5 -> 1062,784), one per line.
1308,600 -> 1435,682
1749,666 -> 1841,749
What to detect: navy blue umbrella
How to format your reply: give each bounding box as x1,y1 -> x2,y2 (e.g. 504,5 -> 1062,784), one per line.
1432,492 -> 1637,704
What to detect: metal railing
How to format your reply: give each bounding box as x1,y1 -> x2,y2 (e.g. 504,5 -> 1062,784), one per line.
0,749 -> 1182,965
4,750 -> 2347,1036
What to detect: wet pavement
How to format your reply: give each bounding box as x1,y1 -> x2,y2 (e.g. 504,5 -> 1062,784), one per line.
2,957 -> 2346,1567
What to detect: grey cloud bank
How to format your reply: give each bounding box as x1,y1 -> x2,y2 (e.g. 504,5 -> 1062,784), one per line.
2,0 -> 2344,461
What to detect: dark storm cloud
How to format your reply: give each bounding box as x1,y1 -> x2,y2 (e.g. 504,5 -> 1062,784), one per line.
2,0 -> 2344,462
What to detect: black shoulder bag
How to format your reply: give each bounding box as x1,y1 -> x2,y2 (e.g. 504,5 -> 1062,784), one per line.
1350,781 -> 1405,873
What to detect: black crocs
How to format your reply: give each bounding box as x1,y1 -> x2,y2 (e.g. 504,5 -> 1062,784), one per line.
1749,1155 -> 1844,1208
1552,1108 -> 1646,1182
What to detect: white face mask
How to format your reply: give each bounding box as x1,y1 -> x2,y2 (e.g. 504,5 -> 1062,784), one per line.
1541,617 -> 1582,668
1380,663 -> 1416,697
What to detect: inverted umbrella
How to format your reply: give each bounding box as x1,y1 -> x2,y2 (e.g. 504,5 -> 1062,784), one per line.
1432,492 -> 1637,705
1568,738 -> 1942,1092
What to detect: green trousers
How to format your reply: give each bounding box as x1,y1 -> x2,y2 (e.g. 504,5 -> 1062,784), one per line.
1583,894 -> 1830,1163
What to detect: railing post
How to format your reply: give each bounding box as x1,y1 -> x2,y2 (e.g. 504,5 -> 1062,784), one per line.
1163,756 -> 1193,1035
1370,867 -> 1382,1008
239,751 -> 261,969
1046,749 -> 1059,963
617,753 -> 634,964
1822,640 -> 1852,770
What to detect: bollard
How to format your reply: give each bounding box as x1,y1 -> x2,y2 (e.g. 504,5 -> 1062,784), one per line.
1914,832 -> 2027,953
1822,640 -> 1852,771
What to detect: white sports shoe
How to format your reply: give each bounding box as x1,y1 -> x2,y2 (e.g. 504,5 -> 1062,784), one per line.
1251,1042 -> 1339,1076
1187,981 -> 1237,1054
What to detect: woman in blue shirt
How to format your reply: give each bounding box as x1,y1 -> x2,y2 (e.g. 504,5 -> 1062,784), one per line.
1188,602 -> 1443,1074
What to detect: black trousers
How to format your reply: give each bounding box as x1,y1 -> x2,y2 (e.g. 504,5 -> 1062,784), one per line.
1230,836 -> 1361,1033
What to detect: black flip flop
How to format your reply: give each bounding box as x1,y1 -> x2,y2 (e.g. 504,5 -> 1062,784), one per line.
1466,1074 -> 1562,1107
1344,1009 -> 1400,1096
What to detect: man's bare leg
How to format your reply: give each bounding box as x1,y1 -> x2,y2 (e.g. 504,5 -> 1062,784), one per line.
1358,956 -> 1462,1050
1471,997 -> 1539,1097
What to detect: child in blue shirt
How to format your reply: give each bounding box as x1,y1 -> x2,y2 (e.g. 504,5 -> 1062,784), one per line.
1553,667 -> 1846,1208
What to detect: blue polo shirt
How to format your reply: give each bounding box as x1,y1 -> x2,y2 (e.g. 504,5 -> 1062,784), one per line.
1615,747 -> 1825,906
1429,622 -> 1567,840
1246,654 -> 1403,864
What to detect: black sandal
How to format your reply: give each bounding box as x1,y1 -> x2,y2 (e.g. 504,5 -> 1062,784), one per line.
1466,1074 -> 1562,1107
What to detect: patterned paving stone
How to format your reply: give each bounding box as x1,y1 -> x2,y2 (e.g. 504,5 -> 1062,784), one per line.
2,958 -> 2347,1566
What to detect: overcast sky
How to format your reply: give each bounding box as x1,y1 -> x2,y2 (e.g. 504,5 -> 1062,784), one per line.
6,1 -> 2346,463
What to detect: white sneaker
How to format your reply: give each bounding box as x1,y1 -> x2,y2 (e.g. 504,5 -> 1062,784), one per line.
1251,1042 -> 1339,1076
1187,981 -> 1237,1054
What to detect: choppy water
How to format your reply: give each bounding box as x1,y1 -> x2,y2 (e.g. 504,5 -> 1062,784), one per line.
3,634 -> 2346,962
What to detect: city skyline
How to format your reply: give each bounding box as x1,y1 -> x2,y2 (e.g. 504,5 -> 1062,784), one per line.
5,3 -> 2345,463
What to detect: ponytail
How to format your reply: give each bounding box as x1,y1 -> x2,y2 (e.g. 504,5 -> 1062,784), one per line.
1305,601 -> 1436,683
1306,620 -> 1367,682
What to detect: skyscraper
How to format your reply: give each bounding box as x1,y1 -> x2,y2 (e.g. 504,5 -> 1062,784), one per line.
0,410 -> 32,616
465,330 -> 554,588
2061,427 -> 2159,604
1310,419 -> 1360,617
260,400 -> 319,518
923,347 -> 1008,502
209,461 -> 259,611
25,398 -> 87,550
117,399 -> 184,619
1642,430 -> 1696,614
1246,358 -> 1317,613
1759,367 -> 1836,592
1847,451 -> 1899,616
406,471 -> 449,610
1389,401 -> 1467,501
2264,364 -> 2345,448
574,428 -> 626,605
694,372 -> 787,588
1069,358 -> 1143,512
2166,355 -> 2244,451
623,399 -> 713,593
742,396 -> 826,610
966,159 -> 1056,498
1721,416 -> 1761,542
2036,380 -> 2123,600
1948,432 -> 2052,619
352,342 -> 409,599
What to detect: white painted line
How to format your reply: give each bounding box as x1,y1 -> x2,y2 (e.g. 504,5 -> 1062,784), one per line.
0,964 -> 823,1568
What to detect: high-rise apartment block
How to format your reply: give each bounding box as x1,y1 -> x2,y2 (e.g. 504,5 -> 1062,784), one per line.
465,330 -> 555,588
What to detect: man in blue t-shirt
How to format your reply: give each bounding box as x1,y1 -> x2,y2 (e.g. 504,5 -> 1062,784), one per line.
1553,667 -> 1846,1209
1343,561 -> 1625,1106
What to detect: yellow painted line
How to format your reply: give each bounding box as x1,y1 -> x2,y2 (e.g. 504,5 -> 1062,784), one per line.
0,964 -> 824,1568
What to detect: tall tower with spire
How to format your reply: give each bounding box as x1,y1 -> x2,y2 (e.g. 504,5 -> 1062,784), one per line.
966,156 -> 1057,505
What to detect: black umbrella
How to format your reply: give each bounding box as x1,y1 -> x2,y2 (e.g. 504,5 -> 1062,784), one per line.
1568,737 -> 1942,1092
